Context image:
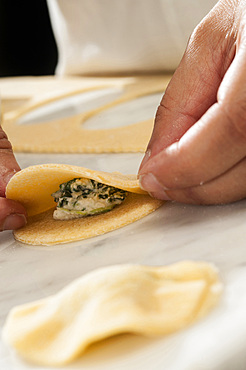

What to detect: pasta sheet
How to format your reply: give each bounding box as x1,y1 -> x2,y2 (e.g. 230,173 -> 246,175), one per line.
2,261 -> 222,366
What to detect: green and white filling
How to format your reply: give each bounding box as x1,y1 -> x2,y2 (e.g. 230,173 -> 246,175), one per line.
51,178 -> 128,220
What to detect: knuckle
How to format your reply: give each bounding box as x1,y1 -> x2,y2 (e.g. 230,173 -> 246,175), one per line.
169,182 -> 243,205
0,180 -> 6,197
155,104 -> 164,122
165,144 -> 204,189
189,22 -> 207,47
0,126 -> 9,140
0,197 -> 26,218
0,198 -> 9,222
0,135 -> 12,150
167,188 -> 205,205
168,186 -> 216,205
187,10 -> 235,71
221,102 -> 246,141
0,126 -> 12,150
188,16 -> 221,52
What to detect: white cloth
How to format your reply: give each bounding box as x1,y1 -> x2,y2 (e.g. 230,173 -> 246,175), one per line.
47,0 -> 218,76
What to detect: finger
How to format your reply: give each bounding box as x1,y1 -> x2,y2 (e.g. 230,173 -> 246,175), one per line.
0,125 -> 20,196
139,97 -> 246,192
159,156 -> 246,205
139,29 -> 246,193
0,198 -> 27,231
139,1 -> 236,170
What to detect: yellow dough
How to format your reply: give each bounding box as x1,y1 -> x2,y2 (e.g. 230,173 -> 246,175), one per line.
0,75 -> 138,113
2,75 -> 171,153
2,261 -> 222,366
6,164 -> 163,245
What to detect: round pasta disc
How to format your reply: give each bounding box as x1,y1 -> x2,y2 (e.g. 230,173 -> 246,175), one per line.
6,164 -> 163,245
2,75 -> 171,153
2,261 -> 222,366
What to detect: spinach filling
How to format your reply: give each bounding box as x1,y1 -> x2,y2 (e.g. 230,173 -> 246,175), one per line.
51,178 -> 128,219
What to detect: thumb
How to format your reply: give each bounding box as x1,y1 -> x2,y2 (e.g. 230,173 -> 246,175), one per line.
0,198 -> 27,231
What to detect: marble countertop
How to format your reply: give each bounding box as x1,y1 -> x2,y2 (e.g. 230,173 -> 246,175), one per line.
1,88 -> 246,370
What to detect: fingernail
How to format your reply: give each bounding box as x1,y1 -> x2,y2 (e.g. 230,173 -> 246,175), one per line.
139,173 -> 171,200
140,149 -> 151,169
3,214 -> 27,231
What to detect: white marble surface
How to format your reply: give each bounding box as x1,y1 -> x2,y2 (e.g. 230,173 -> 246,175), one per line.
1,91 -> 246,370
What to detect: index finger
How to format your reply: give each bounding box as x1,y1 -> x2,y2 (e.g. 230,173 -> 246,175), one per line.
139,40 -> 246,194
0,124 -> 21,196
139,1 -> 236,170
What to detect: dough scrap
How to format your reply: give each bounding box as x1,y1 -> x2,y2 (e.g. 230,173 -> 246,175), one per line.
2,75 -> 171,153
2,261 -> 222,366
0,75 -> 134,113
6,164 -> 163,245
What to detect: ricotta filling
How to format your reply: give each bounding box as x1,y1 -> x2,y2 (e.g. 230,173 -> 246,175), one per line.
51,178 -> 128,220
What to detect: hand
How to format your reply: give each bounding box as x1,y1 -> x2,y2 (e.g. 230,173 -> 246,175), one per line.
0,124 -> 27,231
139,0 -> 246,205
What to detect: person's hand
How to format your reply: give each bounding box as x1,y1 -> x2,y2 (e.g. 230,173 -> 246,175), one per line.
139,0 -> 246,205
0,125 -> 27,231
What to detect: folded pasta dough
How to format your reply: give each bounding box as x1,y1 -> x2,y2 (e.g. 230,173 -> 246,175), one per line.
6,164 -> 163,245
2,261 -> 222,366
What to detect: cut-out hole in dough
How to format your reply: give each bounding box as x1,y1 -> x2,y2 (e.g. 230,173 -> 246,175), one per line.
83,93 -> 163,130
17,87 -> 123,125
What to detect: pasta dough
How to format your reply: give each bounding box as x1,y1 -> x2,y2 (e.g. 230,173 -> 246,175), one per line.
6,164 -> 163,245
2,75 -> 171,153
2,261 -> 222,366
